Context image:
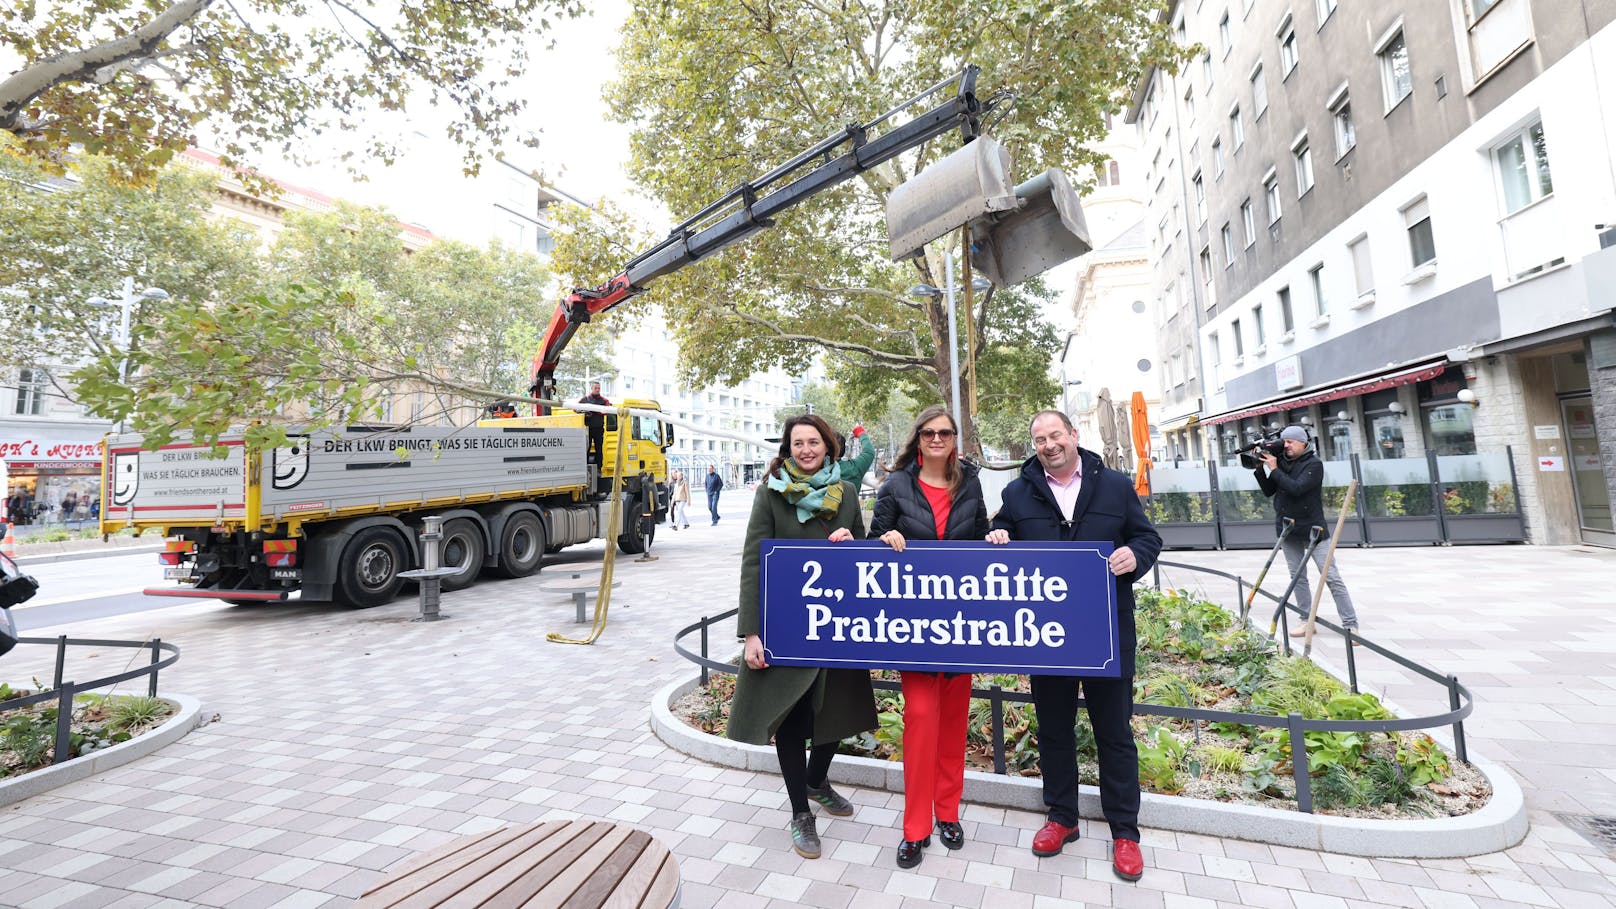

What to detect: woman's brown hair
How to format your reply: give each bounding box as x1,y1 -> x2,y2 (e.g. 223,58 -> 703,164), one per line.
891,404 -> 961,491
767,413 -> 843,477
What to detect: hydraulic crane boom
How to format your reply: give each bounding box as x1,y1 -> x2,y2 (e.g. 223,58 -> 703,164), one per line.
529,67 -> 989,409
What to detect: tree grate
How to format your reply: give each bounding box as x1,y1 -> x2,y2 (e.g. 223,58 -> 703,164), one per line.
1554,813 -> 1616,856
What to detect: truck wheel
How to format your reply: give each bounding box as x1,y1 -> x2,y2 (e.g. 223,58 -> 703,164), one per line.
617,516 -> 654,555
491,512 -> 544,578
337,527 -> 406,608
438,518 -> 486,591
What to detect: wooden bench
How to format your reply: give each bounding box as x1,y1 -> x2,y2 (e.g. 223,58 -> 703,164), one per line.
538,577 -> 622,623
358,819 -> 679,909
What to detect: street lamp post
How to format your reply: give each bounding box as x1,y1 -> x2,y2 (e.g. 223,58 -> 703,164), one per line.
910,250 -> 991,455
88,278 -> 169,431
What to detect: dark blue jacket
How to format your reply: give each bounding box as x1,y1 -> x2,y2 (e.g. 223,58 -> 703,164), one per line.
989,447 -> 1162,677
705,471 -> 724,494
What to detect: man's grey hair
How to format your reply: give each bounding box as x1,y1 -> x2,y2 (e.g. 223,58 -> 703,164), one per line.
1027,410 -> 1075,436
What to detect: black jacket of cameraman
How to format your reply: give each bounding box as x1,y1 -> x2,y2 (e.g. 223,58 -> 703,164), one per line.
1255,447 -> 1326,534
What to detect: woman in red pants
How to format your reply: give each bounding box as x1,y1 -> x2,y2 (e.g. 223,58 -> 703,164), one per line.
869,404 -> 990,868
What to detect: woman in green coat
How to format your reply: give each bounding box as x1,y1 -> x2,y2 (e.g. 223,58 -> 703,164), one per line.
729,413 -> 877,860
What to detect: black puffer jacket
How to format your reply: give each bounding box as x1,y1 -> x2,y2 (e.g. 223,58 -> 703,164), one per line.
1255,447 -> 1327,534
868,460 -> 989,542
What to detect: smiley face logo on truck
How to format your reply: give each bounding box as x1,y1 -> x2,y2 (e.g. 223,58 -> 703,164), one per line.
272,435 -> 311,490
111,453 -> 140,505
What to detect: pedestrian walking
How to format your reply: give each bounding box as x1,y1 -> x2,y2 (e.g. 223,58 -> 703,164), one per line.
669,471 -> 691,530
1256,425 -> 1360,636
704,465 -> 724,525
869,405 -> 988,869
985,410 -> 1162,882
728,414 -> 875,860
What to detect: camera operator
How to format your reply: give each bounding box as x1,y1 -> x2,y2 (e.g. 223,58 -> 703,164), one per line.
1255,425 -> 1360,636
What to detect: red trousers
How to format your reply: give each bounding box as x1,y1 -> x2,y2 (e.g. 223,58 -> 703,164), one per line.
900,671 -> 972,841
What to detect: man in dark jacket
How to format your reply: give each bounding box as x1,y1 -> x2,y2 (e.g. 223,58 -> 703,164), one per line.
986,410 -> 1162,882
578,381 -> 612,466
1256,425 -> 1358,635
704,465 -> 724,525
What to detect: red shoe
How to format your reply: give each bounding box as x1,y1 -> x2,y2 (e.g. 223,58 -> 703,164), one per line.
1031,820 -> 1080,857
1112,838 -> 1144,881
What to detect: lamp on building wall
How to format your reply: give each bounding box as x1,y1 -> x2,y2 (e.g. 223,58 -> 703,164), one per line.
1300,415 -> 1313,426
1387,400 -> 1405,415
1456,389 -> 1479,407
1334,409 -> 1351,422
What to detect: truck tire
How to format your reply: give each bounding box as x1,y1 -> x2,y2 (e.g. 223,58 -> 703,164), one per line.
438,518 -> 486,591
337,526 -> 406,608
491,512 -> 545,579
617,514 -> 654,555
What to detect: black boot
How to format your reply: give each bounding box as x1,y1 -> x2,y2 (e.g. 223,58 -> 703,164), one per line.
896,835 -> 930,868
936,820 -> 964,850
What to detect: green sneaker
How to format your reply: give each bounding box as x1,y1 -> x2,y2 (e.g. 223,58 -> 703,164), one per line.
805,781 -> 855,816
789,811 -> 821,858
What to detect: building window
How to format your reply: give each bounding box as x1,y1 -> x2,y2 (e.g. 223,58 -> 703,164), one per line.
1108,160 -> 1121,185
1317,0 -> 1338,23
1184,85 -> 1196,124
1212,138 -> 1225,178
1199,246 -> 1215,306
1222,223 -> 1235,264
1494,120 -> 1553,214
1202,51 -> 1214,86
1210,331 -> 1222,365
1403,196 -> 1436,267
1348,234 -> 1374,299
1263,170 -> 1281,223
1278,15 -> 1299,74
1379,28 -> 1413,110
1330,93 -> 1355,157
1220,11 -> 1232,56
1251,64 -> 1268,117
1193,172 -> 1206,223
1252,303 -> 1267,347
1308,263 -> 1327,315
1293,134 -> 1314,193
1232,318 -> 1245,356
1278,286 -> 1295,332
14,368 -> 47,416
1143,77 -> 1157,125
1240,199 -> 1256,247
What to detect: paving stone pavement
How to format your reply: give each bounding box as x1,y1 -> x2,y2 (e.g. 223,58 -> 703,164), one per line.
2,490 -> 1615,908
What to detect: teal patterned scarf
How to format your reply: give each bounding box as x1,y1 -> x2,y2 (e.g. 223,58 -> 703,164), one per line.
767,458 -> 844,523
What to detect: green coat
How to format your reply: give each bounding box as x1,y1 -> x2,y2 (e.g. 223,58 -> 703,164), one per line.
727,480 -> 878,747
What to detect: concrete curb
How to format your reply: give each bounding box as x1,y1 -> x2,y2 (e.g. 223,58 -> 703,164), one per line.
0,693 -> 206,808
650,676 -> 1528,858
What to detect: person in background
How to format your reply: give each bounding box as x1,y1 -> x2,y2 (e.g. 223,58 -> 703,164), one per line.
869,405 -> 988,869
986,410 -> 1162,882
728,414 -> 875,860
578,380 -> 612,466
669,470 -> 691,530
1256,425 -> 1360,637
835,424 -> 876,491
704,465 -> 725,525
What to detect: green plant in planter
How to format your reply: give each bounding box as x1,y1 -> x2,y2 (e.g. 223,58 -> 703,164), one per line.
1487,482 -> 1517,513
874,708 -> 905,758
1380,487 -> 1407,517
1396,733 -> 1451,785
107,696 -> 167,733
1200,743 -> 1246,774
1302,730 -> 1365,773
1323,691 -> 1394,722
1364,753 -> 1419,805
1137,725 -> 1187,792
1313,764 -> 1374,808
1243,751 -> 1284,795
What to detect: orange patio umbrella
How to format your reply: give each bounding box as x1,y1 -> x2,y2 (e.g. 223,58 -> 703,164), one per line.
1130,391 -> 1153,497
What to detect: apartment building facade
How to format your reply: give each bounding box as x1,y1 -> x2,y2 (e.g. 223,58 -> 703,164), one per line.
1131,0 -> 1616,546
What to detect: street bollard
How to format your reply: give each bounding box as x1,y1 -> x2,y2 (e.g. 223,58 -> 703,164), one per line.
400,515 -> 452,622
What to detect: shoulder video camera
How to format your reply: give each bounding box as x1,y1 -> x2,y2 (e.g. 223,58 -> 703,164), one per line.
1238,434 -> 1286,470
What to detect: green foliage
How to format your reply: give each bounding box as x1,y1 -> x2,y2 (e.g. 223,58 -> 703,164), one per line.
1323,692 -> 1394,722
1312,765 -> 1375,810
1252,657 -> 1347,719
1396,734 -> 1452,786
1243,752 -> 1284,795
106,696 -> 168,733
875,707 -> 906,760
1137,726 -> 1187,792
1,0 -> 584,187
1302,731 -> 1365,774
1198,743 -> 1246,774
1364,753 -> 1419,805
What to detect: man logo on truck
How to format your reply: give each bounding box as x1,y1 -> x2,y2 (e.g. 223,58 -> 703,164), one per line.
272,436 -> 311,490
111,453 -> 140,505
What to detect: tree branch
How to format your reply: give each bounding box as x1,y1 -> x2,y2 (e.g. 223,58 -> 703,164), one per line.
704,301 -> 933,371
0,0 -> 215,132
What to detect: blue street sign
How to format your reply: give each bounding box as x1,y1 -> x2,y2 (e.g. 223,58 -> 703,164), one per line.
759,539 -> 1120,676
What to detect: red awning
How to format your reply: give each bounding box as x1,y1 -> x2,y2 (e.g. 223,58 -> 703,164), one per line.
1202,360 -> 1447,427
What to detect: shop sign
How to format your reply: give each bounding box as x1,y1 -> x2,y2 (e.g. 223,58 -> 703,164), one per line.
1534,424 -> 1561,440
1274,356 -> 1303,390
3,461 -> 98,471
0,439 -> 103,461
1537,456 -> 1565,472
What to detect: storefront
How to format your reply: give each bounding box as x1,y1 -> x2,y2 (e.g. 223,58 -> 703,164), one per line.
2,438 -> 104,527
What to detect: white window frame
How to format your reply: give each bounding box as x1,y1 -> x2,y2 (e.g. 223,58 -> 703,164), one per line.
1220,11 -> 1233,57
1193,171 -> 1206,223
1232,317 -> 1246,356
1252,302 -> 1267,349
1308,262 -> 1328,317
1221,223 -> 1235,264
1402,195 -> 1436,269
1376,22 -> 1413,111
1291,131 -> 1315,194
1240,199 -> 1256,247
1278,285 -> 1295,334
1316,0 -> 1338,25
1250,62 -> 1269,118
1347,233 -> 1376,305
1277,12 -> 1299,75
1492,118 -> 1554,215
1262,167 -> 1281,224
1230,103 -> 1245,150
1327,82 -> 1355,158
14,367 -> 47,416
1213,138 -> 1225,178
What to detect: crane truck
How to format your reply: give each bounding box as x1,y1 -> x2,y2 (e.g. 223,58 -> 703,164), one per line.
102,66 -> 1084,608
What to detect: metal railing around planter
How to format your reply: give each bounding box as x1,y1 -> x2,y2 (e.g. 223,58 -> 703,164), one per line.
1144,446 -> 1525,549
671,560 -> 1472,815
1,635 -> 180,766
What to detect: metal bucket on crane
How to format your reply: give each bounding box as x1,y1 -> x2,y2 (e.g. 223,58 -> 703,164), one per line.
884,136 -> 1092,288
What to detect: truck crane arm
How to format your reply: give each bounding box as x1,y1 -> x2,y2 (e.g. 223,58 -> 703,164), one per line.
530,66 -> 989,409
